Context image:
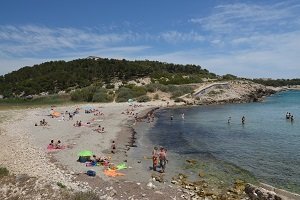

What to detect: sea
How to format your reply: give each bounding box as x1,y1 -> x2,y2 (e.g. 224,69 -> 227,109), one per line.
143,90 -> 300,193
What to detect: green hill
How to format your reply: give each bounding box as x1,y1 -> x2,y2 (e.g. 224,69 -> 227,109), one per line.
0,57 -> 216,98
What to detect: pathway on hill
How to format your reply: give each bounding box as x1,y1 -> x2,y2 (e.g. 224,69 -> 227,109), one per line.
179,82 -> 229,99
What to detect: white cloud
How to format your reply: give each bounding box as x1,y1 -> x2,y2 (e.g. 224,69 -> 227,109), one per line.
0,25 -> 136,57
160,31 -> 204,44
190,1 -> 300,35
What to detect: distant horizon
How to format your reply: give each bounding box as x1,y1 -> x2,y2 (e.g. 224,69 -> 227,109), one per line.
1,0 -> 300,78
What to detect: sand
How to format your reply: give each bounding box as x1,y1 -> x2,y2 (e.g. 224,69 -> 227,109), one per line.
0,101 -> 188,199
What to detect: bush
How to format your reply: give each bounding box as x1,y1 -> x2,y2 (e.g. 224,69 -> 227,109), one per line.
174,97 -> 185,103
70,86 -> 97,102
57,182 -> 66,189
137,95 -> 151,102
116,87 -> 134,102
132,86 -> 147,97
0,167 -> 9,177
92,91 -> 113,102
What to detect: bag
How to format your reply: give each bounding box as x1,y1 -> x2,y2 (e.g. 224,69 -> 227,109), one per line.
87,170 -> 96,176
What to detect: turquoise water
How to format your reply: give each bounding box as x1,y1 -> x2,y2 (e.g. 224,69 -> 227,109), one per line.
148,90 -> 300,192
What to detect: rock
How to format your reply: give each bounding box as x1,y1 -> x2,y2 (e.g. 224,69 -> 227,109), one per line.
155,191 -> 163,195
146,182 -> 156,189
109,189 -> 117,197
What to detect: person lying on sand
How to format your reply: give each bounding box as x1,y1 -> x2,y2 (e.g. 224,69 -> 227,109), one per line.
54,140 -> 62,149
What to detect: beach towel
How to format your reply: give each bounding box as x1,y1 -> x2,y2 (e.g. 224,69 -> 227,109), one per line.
47,145 -> 66,151
116,163 -> 127,170
104,169 -> 125,177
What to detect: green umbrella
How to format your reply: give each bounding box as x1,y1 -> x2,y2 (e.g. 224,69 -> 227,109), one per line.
78,150 -> 94,157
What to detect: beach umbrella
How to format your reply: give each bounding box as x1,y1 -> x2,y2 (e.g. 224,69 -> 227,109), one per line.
78,150 -> 94,157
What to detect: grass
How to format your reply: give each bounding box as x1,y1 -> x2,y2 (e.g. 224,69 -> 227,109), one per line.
57,182 -> 66,189
0,167 -> 9,177
0,94 -> 73,110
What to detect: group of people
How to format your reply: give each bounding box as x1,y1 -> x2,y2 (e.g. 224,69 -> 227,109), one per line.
73,120 -> 83,127
286,112 -> 295,121
89,154 -> 110,166
152,146 -> 168,173
147,113 -> 155,123
35,119 -> 49,126
48,139 -> 63,149
227,116 -> 246,124
93,125 -> 105,133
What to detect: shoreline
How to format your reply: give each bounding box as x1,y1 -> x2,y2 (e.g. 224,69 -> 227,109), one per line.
1,89 -> 299,199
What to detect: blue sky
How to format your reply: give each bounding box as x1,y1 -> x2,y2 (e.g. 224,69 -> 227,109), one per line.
1,0 -> 300,78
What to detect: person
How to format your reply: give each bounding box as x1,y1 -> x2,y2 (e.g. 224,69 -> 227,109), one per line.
228,116 -> 231,124
242,116 -> 245,124
170,115 -> 173,121
91,155 -> 98,165
49,140 -> 54,148
181,113 -> 185,120
55,140 -> 62,149
286,112 -> 290,119
111,141 -> 116,154
159,147 -> 167,173
291,115 -> 294,122
152,147 -> 159,171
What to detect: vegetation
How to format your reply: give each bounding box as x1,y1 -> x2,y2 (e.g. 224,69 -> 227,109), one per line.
136,95 -> 151,102
252,78 -> 300,87
0,57 -> 216,98
0,94 -> 71,107
0,167 -> 9,178
57,182 -> 66,189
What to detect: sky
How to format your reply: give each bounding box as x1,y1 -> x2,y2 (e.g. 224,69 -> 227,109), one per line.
0,0 -> 300,78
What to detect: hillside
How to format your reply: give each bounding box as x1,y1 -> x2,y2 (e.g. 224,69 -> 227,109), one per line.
0,57 -> 216,98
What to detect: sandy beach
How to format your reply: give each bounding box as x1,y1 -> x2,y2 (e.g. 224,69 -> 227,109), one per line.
0,101 -> 190,199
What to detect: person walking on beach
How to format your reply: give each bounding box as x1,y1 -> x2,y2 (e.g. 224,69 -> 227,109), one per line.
159,147 -> 167,173
111,141 -> 116,154
152,147 -> 159,171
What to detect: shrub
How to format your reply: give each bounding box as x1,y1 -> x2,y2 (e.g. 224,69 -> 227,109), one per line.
137,95 -> 151,102
132,86 -> 147,97
0,167 -> 9,177
57,182 -> 66,189
70,86 -> 97,102
92,91 -> 113,102
116,87 -> 134,102
174,97 -> 185,103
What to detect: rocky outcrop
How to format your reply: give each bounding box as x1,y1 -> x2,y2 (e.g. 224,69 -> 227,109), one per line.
245,183 -> 300,200
192,80 -> 277,105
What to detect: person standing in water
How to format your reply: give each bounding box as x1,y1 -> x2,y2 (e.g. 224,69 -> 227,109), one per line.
181,113 -> 185,120
228,116 -> 231,124
159,147 -> 167,173
242,116 -> 245,124
152,147 -> 159,171
170,115 -> 173,120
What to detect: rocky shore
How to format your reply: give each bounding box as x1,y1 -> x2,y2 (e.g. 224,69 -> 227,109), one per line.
189,80 -> 278,105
